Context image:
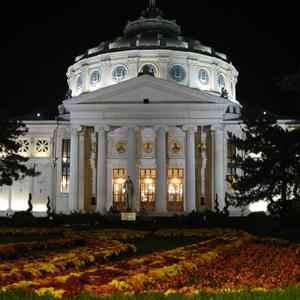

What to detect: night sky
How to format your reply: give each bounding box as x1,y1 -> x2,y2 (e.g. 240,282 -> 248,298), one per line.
3,1 -> 300,119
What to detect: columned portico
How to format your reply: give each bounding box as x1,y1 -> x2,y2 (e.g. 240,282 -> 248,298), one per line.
154,125 -> 168,213
212,125 -> 225,210
183,125 -> 198,212
69,125 -> 82,211
95,125 -> 110,213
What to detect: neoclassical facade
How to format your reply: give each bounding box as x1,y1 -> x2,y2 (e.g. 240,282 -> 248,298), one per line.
2,1 -> 290,216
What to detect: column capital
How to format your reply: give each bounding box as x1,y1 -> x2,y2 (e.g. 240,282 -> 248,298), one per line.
94,125 -> 110,133
183,125 -> 198,133
122,125 -> 139,133
71,125 -> 82,133
211,124 -> 225,132
154,125 -> 169,133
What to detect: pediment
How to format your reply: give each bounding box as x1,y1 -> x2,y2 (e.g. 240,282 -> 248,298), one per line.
65,75 -> 229,105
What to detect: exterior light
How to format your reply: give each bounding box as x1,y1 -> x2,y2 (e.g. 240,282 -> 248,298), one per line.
117,178 -> 125,184
172,178 -> 179,184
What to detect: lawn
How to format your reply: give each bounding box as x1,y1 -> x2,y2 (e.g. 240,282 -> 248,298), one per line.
0,227 -> 299,299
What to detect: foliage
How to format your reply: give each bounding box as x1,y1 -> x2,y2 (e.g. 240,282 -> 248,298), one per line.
227,107 -> 300,217
0,111 -> 39,186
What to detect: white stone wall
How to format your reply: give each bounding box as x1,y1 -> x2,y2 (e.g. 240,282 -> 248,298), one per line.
0,123 -> 58,216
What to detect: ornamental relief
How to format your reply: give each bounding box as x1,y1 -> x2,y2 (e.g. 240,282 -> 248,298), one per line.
18,139 -> 30,157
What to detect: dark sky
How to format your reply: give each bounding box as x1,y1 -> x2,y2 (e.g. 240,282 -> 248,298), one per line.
2,1 -> 300,119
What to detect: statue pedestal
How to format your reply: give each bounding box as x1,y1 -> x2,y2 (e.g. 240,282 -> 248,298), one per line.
121,212 -> 136,221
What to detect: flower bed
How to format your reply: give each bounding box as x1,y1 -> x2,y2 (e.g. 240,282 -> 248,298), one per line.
0,228 -> 299,298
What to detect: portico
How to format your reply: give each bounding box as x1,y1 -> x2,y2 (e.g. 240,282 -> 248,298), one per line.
63,74 -> 228,214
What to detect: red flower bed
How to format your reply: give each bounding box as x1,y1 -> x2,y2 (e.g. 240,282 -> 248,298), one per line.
0,228 -> 299,298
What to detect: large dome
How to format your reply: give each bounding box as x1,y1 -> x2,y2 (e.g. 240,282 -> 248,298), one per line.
75,1 -> 229,63
67,0 -> 238,103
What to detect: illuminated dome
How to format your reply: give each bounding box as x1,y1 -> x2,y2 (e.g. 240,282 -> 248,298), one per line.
67,0 -> 239,105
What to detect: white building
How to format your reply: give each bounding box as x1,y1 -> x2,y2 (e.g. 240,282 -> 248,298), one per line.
0,1 -> 294,216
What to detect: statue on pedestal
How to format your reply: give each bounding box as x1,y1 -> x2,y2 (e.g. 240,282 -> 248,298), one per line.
123,176 -> 134,212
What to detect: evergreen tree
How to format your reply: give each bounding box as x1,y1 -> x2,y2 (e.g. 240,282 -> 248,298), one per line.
227,107 -> 300,217
0,111 -> 38,186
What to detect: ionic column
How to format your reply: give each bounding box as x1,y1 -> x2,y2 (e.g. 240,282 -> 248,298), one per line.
154,125 -> 168,213
126,125 -> 139,211
78,129 -> 86,211
211,125 -> 225,210
95,125 -> 110,213
183,125 -> 198,212
69,126 -> 82,212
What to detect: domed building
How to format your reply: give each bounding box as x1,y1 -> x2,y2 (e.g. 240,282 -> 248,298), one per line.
1,1 -> 251,216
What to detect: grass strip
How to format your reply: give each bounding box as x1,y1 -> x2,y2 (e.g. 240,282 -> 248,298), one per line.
1,287 -> 300,299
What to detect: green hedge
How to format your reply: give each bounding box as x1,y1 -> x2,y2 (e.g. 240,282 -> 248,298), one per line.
1,288 -> 300,300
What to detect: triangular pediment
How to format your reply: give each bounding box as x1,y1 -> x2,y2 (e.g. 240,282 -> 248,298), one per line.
65,75 -> 229,106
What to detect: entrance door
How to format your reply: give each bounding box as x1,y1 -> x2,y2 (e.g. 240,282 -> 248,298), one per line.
112,169 -> 127,212
140,169 -> 156,212
167,168 -> 184,212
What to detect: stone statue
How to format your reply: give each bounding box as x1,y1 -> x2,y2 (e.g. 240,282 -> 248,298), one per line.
123,176 -> 134,212
221,87 -> 229,99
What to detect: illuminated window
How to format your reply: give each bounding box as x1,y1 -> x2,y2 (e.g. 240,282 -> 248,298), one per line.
218,74 -> 226,88
61,139 -> 70,193
112,66 -> 127,82
76,75 -> 83,91
227,140 -> 236,193
140,169 -> 156,212
167,168 -> 184,211
90,70 -> 101,87
113,169 -> 127,211
198,69 -> 209,85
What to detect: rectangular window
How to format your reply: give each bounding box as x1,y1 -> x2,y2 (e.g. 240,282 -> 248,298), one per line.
140,169 -> 156,212
61,139 -> 70,193
227,140 -> 236,193
113,169 -> 127,212
167,168 -> 184,212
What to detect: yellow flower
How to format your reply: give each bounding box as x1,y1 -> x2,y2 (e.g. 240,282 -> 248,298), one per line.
35,287 -> 65,298
164,289 -> 177,296
108,279 -> 131,290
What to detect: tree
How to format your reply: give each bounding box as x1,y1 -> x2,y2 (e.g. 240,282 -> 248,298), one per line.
0,111 -> 39,186
227,107 -> 300,217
